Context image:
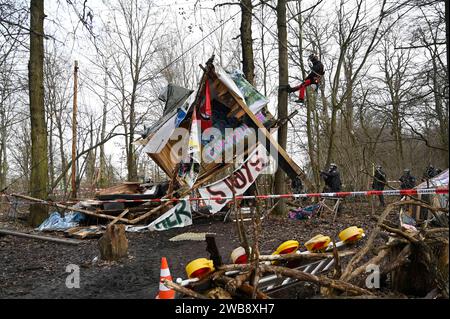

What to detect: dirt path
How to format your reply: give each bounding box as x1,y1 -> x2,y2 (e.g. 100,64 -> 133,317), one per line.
0,201 -> 383,299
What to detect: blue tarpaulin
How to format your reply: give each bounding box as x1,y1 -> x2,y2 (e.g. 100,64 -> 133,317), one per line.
37,211 -> 85,231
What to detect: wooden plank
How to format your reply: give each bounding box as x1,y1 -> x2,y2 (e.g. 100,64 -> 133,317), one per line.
0,228 -> 82,245
97,183 -> 140,196
227,103 -> 241,117
149,153 -> 172,177
108,209 -> 129,227
65,226 -> 104,239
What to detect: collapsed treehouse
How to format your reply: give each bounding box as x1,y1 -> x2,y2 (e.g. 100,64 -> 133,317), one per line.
136,56 -> 309,210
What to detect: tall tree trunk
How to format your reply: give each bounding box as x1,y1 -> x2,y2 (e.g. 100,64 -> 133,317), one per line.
274,0 -> 288,215
325,104 -> 338,168
86,116 -> 96,187
99,66 -> 108,188
0,105 -> 7,190
392,101 -> 404,171
240,0 -> 256,202
295,1 -> 320,191
56,114 -> 67,195
431,54 -> 449,166
446,0 -> 449,85
48,110 -> 54,188
127,92 -> 137,181
28,0 -> 48,226
260,4 -> 268,96
240,0 -> 254,85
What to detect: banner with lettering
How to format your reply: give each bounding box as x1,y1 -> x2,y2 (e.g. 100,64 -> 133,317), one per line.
125,199 -> 192,232
198,144 -> 271,214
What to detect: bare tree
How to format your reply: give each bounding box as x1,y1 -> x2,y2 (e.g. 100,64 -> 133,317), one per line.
28,0 -> 48,226
274,0 -> 288,215
100,0 -> 165,182
0,0 -> 28,191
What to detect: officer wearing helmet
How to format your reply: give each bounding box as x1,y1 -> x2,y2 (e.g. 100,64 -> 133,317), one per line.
399,169 -> 416,189
372,165 -> 387,206
423,164 -> 438,180
283,53 -> 325,104
320,163 -> 342,192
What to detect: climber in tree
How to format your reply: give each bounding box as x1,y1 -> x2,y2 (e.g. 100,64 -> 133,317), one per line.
283,53 -> 325,104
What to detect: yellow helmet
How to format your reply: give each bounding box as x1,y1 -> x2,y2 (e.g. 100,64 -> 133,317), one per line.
273,240 -> 300,255
185,258 -> 215,279
339,226 -> 364,243
304,234 -> 331,252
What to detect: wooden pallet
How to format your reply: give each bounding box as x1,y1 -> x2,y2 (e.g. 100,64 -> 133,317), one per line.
64,226 -> 104,239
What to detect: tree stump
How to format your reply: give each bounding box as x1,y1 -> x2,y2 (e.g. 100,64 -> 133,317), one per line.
98,224 -> 128,261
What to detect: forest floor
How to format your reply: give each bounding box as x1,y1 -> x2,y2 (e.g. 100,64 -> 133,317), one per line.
0,198 -> 403,299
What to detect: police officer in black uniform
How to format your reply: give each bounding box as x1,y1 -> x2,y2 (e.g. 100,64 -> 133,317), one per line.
399,169 -> 416,190
372,165 -> 387,206
320,163 -> 342,192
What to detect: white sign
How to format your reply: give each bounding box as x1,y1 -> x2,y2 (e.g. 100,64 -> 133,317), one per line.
126,199 -> 192,232
198,144 -> 271,214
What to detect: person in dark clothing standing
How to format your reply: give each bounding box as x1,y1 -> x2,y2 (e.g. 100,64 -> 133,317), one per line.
291,175 -> 303,194
283,54 -> 325,104
422,164 -> 439,188
399,169 -> 416,189
372,165 -> 387,206
423,164 -> 438,179
320,163 -> 342,192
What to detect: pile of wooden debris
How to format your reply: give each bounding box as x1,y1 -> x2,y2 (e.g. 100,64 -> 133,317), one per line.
163,199 -> 448,299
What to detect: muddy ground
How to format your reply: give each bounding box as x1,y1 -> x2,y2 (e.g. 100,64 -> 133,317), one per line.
0,198 -> 394,299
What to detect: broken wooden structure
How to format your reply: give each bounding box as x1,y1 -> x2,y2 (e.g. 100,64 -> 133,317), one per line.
161,196 -> 448,299
4,56 -> 309,234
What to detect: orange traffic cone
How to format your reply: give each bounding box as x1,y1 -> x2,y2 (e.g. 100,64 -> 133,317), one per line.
156,257 -> 175,299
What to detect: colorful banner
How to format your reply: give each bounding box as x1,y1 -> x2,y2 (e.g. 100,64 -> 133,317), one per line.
198,144 -> 271,214
125,199 -> 192,232
229,70 -> 269,114
215,66 -> 268,114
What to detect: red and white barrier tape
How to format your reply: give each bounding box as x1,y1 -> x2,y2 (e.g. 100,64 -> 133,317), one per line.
76,187 -> 448,204
3,188 -> 447,204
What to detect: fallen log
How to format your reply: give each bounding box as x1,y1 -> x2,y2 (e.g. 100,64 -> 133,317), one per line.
380,244 -> 411,276
341,199 -> 449,291
219,264 -> 373,296
162,279 -> 209,299
379,223 -> 419,243
258,250 -> 356,262
0,228 -> 82,245
340,201 -> 404,281
212,272 -> 270,299
346,248 -> 389,283
225,270 -> 253,293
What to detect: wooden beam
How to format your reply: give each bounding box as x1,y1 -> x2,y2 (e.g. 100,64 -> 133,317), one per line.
107,209 -> 129,227
0,228 -> 82,245
10,193 -> 130,223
